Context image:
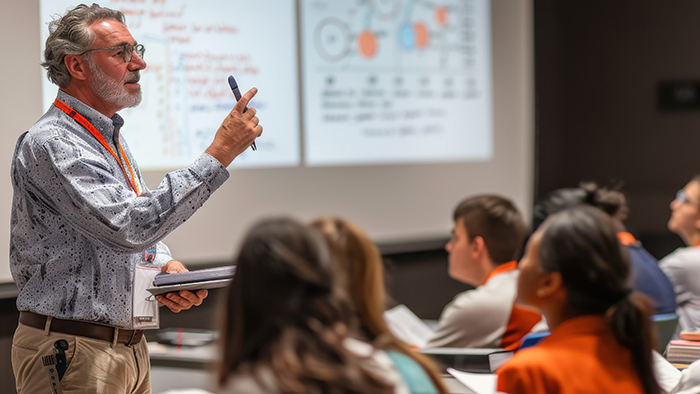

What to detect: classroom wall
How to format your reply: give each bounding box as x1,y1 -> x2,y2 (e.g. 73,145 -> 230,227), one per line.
5,0 -> 700,391
535,0 -> 700,258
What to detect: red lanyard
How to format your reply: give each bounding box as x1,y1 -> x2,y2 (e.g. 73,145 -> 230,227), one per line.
54,99 -> 141,195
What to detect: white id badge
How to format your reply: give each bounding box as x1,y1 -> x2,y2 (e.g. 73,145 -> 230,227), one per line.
132,264 -> 161,329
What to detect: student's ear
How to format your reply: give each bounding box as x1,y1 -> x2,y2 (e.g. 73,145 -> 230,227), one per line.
535,271 -> 563,299
470,235 -> 486,259
64,54 -> 90,81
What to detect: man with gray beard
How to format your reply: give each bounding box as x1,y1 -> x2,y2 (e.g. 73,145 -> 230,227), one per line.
9,4 -> 262,394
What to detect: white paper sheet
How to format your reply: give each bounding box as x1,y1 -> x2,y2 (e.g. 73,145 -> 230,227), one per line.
654,350 -> 683,394
446,368 -> 497,394
383,304 -> 435,348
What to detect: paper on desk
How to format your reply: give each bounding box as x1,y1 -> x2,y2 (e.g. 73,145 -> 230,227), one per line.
654,350 -> 682,394
383,304 -> 435,348
156,390 -> 213,394
447,368 -> 497,394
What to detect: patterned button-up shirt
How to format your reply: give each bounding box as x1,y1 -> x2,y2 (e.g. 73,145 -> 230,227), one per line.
10,90 -> 229,328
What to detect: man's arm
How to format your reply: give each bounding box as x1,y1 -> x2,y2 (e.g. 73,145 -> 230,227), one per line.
15,89 -> 260,254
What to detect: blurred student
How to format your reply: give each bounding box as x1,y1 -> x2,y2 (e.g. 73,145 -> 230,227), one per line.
426,195 -> 545,350
660,176 -> 700,331
497,206 -> 658,394
533,183 -> 676,314
311,217 -> 448,394
216,218 -> 410,394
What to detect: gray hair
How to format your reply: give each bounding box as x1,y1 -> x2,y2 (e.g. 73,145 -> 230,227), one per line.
42,4 -> 126,88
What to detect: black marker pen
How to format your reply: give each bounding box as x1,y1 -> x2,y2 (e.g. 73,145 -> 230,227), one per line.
228,75 -> 256,151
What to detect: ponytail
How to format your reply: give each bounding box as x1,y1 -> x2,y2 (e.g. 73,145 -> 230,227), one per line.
608,292 -> 659,394
538,206 -> 660,394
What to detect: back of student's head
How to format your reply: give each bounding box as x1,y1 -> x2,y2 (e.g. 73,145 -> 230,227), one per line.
310,216 -> 449,394
218,217 -> 392,394
532,182 -> 628,231
538,206 -> 658,394
310,217 -> 385,339
453,195 -> 526,264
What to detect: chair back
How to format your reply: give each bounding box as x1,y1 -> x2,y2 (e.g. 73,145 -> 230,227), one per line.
652,313 -> 680,353
518,331 -> 550,350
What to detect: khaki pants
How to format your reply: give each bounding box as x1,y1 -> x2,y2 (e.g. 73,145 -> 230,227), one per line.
12,323 -> 151,394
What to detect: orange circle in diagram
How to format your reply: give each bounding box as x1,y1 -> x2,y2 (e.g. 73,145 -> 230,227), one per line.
358,30 -> 377,58
414,22 -> 429,48
436,7 -> 448,26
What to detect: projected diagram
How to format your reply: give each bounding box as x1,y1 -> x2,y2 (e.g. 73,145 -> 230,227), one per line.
301,0 -> 493,166
40,0 -> 299,170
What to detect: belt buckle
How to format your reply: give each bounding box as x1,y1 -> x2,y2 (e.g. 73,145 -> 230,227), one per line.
125,330 -> 143,347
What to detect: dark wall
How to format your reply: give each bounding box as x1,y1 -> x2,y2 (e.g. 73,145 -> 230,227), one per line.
535,0 -> 700,258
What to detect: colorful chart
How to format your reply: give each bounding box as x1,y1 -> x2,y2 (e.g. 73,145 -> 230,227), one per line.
301,0 -> 493,166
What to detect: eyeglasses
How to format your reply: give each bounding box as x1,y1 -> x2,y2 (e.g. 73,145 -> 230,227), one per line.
675,189 -> 700,206
78,42 -> 145,63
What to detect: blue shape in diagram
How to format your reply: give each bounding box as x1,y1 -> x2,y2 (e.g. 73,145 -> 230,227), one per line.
399,22 -> 414,50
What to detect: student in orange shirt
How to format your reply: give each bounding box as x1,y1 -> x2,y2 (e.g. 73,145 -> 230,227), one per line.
497,206 -> 659,394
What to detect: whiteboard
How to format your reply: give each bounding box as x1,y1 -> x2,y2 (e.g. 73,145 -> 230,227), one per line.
0,0 -> 533,284
41,0 -> 300,169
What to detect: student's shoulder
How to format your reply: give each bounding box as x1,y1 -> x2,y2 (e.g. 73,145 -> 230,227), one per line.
449,284 -> 511,312
462,268 -> 519,303
502,345 -> 551,369
344,338 -> 411,394
660,247 -> 700,268
497,346 -> 556,385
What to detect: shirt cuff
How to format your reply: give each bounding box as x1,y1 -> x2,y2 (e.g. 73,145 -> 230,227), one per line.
190,153 -> 230,191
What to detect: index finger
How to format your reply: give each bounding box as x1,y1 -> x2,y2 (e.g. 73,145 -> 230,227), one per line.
234,87 -> 258,113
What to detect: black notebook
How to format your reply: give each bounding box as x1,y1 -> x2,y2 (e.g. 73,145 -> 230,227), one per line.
147,266 -> 235,295
418,348 -> 514,373
153,266 -> 235,286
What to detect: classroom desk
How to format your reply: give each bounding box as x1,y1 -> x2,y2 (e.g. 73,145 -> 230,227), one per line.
147,342 -> 477,394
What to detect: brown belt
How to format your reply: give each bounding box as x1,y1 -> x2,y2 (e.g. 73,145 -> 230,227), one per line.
19,311 -> 144,346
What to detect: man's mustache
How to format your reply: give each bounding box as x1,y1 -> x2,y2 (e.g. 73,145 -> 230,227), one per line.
123,72 -> 140,83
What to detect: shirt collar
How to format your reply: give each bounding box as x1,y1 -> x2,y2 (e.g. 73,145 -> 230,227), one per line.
56,90 -> 125,144
481,260 -> 518,285
546,315 -> 609,340
617,232 -> 638,246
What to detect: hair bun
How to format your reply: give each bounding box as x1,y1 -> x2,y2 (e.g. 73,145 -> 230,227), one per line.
579,182 -> 627,220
